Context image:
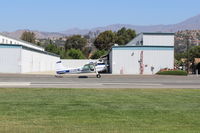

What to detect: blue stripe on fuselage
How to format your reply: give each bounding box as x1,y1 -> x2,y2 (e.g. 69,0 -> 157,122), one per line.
56,70 -> 70,74
56,68 -> 82,74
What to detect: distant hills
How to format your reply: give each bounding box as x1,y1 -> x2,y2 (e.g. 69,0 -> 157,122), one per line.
61,14 -> 200,35
2,30 -> 66,40
2,14 -> 200,39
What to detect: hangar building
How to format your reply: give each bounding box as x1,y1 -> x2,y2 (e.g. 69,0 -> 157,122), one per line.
0,33 -> 60,73
109,33 -> 174,75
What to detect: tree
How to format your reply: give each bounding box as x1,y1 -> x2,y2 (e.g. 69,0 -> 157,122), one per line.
65,35 -> 87,51
21,31 -> 36,44
91,50 -> 107,59
116,27 -> 136,45
94,31 -> 117,50
59,48 -> 67,59
45,44 -> 67,59
175,46 -> 200,71
94,28 -> 136,50
66,49 -> 86,59
36,42 -> 41,46
175,52 -> 187,61
45,44 -> 60,55
189,46 -> 200,62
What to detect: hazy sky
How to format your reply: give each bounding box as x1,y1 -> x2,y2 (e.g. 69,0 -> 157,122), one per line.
0,0 -> 199,32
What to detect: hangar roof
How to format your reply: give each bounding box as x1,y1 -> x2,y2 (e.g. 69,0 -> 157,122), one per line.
0,33 -> 44,51
141,32 -> 175,35
111,45 -> 174,50
0,44 -> 59,57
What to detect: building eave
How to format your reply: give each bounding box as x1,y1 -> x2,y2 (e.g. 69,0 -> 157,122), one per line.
0,44 -> 59,57
0,32 -> 44,51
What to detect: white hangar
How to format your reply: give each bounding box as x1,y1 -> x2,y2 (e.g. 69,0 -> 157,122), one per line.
108,32 -> 175,75
0,33 -> 60,73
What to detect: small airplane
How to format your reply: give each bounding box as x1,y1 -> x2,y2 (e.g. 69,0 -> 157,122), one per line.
55,61 -> 107,78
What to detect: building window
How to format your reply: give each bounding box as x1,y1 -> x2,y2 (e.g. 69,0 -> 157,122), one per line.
2,39 -> 4,43
10,41 -> 12,44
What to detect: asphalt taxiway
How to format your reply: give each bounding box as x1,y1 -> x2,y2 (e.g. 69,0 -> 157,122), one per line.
0,74 -> 199,89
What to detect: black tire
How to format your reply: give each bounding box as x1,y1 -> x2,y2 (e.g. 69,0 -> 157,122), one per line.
96,74 -> 101,78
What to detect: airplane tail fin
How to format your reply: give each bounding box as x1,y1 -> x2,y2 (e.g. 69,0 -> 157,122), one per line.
56,61 -> 66,72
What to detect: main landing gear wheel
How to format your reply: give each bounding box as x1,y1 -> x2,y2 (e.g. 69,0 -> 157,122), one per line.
96,74 -> 101,78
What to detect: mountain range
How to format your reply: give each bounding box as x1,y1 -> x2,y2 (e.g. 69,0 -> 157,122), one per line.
2,14 -> 200,39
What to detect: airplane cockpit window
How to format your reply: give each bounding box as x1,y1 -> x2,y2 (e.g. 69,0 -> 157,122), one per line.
82,65 -> 90,71
82,64 -> 95,71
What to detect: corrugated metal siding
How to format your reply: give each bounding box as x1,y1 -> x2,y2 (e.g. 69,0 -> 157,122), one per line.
109,51 -> 113,73
142,50 -> 174,74
21,49 -> 60,73
0,48 -> 21,73
112,50 -> 140,74
143,35 -> 174,46
111,49 -> 174,75
0,45 -> 60,73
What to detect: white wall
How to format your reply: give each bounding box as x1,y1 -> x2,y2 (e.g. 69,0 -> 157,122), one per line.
142,50 -> 174,74
61,59 -> 97,69
0,34 -> 44,51
111,50 -> 140,74
143,35 -> 174,46
21,49 -> 60,73
126,33 -> 174,46
110,48 -> 174,75
111,33 -> 174,74
0,47 -> 21,73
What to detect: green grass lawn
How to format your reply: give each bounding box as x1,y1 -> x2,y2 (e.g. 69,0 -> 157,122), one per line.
0,88 -> 200,133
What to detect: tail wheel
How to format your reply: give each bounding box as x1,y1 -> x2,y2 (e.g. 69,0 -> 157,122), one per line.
96,74 -> 101,78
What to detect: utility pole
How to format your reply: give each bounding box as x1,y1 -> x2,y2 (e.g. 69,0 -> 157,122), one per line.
186,34 -> 190,75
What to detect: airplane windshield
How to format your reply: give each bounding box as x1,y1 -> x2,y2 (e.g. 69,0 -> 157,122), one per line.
82,64 -> 95,71
82,65 -> 90,71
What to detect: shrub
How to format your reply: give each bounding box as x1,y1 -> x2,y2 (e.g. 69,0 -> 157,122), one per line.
66,49 -> 86,59
91,50 -> 107,59
157,70 -> 187,76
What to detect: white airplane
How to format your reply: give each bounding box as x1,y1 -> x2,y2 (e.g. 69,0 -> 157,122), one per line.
55,61 -> 107,78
